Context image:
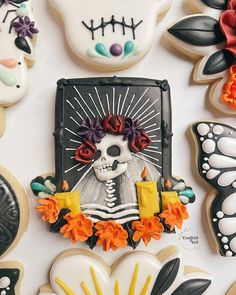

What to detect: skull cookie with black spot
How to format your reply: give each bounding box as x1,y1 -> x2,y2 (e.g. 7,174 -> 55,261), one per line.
0,0 -> 39,136
49,0 -> 171,71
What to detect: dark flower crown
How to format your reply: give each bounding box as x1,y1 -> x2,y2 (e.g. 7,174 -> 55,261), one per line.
75,114 -> 151,164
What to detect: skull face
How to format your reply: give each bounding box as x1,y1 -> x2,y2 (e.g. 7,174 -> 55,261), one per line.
0,0 -> 36,106
93,134 -> 132,182
49,0 -> 170,70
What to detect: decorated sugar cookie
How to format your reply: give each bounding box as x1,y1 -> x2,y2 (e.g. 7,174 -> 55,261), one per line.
226,282 -> 236,295
31,77 -> 195,251
192,121 -> 236,257
0,165 -> 28,258
49,0 -> 171,71
0,0 -> 39,136
166,0 -> 236,114
0,262 -> 24,295
38,246 -> 212,295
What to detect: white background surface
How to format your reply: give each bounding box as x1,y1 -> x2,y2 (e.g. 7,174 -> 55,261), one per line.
1,0 -> 236,294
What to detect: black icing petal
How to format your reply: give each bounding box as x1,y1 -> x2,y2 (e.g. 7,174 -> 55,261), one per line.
50,209 -> 69,233
10,0 -> 28,4
168,16 -> 225,46
86,227 -> 98,249
203,49 -> 235,75
15,37 -> 31,54
171,279 -> 212,295
151,258 -> 180,295
123,222 -> 140,249
12,0 -> 28,3
201,0 -> 227,10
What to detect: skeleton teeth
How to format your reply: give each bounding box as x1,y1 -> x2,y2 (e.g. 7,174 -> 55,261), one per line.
97,164 -> 113,172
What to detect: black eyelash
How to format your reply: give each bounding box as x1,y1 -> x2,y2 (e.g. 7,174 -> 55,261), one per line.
1,2 -> 19,9
3,10 -> 16,23
82,15 -> 143,40
2,5 -> 19,34
1,0 -> 28,23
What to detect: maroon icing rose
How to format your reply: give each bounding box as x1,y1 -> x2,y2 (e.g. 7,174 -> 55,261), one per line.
102,114 -> 125,134
75,140 -> 96,164
220,2 -> 236,57
228,0 -> 236,9
129,132 -> 151,153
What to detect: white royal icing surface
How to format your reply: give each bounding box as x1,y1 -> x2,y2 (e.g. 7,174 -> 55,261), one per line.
208,155 -> 236,169
0,276 -> 10,288
218,172 -> 236,187
218,137 -> 236,158
206,169 -> 220,180
202,139 -> 216,154
197,123 -> 210,136
218,218 -> 236,236
222,193 -> 236,215
229,237 -> 236,253
213,125 -> 224,135
0,0 -> 36,106
39,249 -> 211,295
49,0 -> 170,71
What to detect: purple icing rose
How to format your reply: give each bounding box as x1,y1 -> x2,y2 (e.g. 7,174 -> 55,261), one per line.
123,118 -> 144,141
12,16 -> 39,39
78,117 -> 105,144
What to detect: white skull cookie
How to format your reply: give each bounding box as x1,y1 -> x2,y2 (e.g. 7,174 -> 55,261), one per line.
49,0 -> 170,71
0,0 -> 38,136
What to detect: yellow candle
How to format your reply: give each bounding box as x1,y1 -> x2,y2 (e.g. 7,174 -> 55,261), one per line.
136,181 -> 160,218
54,192 -> 81,214
161,191 -> 180,210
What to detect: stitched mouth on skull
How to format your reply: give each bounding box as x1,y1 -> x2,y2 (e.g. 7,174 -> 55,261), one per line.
93,134 -> 132,182
82,15 -> 143,41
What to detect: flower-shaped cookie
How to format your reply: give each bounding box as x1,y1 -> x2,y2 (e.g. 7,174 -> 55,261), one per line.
166,0 -> 236,114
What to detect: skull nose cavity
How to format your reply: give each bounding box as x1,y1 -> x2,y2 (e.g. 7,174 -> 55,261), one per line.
101,156 -> 106,161
110,43 -> 123,56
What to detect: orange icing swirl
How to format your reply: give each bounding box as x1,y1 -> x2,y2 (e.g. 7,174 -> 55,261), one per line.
160,203 -> 189,231
95,220 -> 128,251
36,196 -> 60,224
60,213 -> 93,243
132,216 -> 164,246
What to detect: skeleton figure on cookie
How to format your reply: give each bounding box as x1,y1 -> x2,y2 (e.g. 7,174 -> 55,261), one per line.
74,116 -> 160,224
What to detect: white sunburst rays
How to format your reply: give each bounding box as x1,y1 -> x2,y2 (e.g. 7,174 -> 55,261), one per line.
62,86 -> 111,181
63,85 -> 162,177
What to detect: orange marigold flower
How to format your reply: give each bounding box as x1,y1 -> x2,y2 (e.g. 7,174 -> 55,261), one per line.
221,65 -> 236,110
160,203 -> 189,231
36,197 -> 60,224
131,216 -> 164,246
95,220 -> 128,251
60,213 -> 93,243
